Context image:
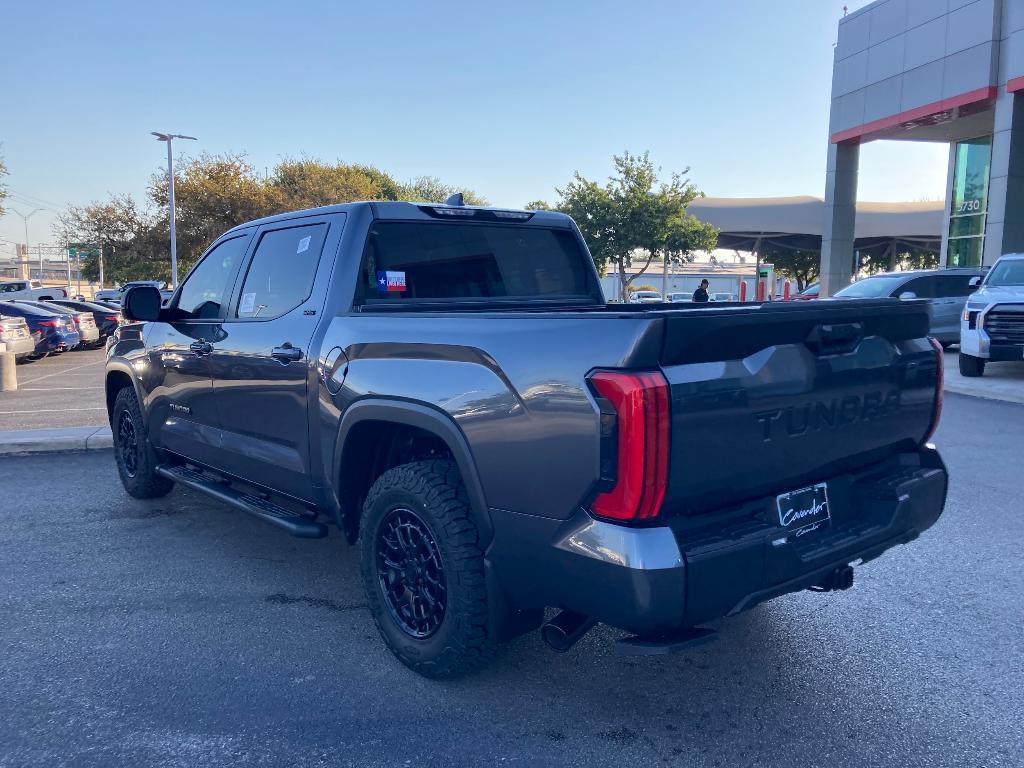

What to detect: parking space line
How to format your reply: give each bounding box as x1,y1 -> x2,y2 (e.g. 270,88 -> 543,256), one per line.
0,407 -> 106,414
19,360 -> 106,386
18,386 -> 105,391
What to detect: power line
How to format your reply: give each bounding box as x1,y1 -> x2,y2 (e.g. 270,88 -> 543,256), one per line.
5,188 -> 67,210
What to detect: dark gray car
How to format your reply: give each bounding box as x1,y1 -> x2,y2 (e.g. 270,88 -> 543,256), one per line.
832,267 -> 984,344
105,200 -> 947,678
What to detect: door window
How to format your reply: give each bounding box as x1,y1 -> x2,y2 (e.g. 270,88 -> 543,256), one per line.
897,277 -> 936,299
235,224 -> 327,319
174,236 -> 250,320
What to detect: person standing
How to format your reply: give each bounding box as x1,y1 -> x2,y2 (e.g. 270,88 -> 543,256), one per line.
692,279 -> 710,303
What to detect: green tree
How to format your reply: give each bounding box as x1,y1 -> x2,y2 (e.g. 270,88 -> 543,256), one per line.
150,153 -> 280,273
270,159 -> 381,209
56,195 -> 157,285
399,176 -> 487,205
546,152 -> 717,301
762,246 -> 820,291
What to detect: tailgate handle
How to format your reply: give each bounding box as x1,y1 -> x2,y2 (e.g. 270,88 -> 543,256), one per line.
805,322 -> 863,355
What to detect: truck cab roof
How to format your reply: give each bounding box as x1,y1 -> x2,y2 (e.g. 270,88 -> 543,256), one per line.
223,201 -> 572,236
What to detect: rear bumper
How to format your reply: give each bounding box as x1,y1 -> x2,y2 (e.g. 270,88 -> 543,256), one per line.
1,336 -> 36,357
487,447 -> 947,635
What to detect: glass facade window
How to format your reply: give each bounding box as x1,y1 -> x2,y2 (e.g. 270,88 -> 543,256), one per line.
947,135 -> 991,267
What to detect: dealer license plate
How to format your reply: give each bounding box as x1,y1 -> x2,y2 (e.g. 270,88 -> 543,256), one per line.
775,482 -> 831,538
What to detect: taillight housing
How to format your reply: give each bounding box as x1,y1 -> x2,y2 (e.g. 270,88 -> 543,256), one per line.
586,370 -> 670,522
922,337 -> 944,445
37,319 -> 58,328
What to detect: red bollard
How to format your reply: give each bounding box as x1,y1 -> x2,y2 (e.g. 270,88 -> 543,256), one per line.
757,280 -> 766,302
739,281 -> 747,302
783,280 -> 791,300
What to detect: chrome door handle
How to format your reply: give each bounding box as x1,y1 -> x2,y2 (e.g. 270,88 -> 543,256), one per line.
189,340 -> 213,355
272,344 -> 303,363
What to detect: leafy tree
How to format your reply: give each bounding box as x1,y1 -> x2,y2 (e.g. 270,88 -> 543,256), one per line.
524,200 -> 552,211
55,195 -> 155,285
270,159 -> 381,210
542,152 -> 717,301
399,176 -> 487,205
762,246 -> 820,291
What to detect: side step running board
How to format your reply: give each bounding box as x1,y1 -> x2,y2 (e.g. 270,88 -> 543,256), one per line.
157,465 -> 328,539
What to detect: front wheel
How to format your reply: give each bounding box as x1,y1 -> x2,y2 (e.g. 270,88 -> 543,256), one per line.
111,387 -> 174,498
359,460 -> 494,679
959,353 -> 986,377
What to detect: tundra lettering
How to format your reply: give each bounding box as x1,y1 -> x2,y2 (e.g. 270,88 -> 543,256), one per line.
755,390 -> 902,442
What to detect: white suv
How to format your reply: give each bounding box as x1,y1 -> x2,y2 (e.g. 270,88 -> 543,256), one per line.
959,254 -> 1024,377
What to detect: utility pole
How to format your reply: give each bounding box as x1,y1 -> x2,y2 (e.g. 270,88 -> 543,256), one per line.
152,132 -> 197,287
37,244 -> 43,281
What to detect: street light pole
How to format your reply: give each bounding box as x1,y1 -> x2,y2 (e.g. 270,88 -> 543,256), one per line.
8,208 -> 45,279
151,132 -> 197,287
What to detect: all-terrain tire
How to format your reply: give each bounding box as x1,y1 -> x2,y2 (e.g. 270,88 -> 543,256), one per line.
111,386 -> 174,499
359,459 -> 495,679
958,353 -> 986,377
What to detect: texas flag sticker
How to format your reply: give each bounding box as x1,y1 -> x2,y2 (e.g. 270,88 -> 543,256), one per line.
376,270 -> 407,293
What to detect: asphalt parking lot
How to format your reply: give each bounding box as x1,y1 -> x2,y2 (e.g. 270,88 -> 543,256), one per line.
1,392 -> 1022,768
0,347 -> 106,430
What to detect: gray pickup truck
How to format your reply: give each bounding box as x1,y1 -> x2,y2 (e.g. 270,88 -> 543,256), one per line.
106,199 -> 948,678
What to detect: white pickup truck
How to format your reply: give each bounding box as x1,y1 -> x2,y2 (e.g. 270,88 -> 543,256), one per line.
0,279 -> 68,301
959,253 -> 1024,376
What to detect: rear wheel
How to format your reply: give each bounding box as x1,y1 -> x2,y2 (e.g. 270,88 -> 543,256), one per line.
111,387 -> 174,498
958,353 -> 986,377
359,460 -> 494,678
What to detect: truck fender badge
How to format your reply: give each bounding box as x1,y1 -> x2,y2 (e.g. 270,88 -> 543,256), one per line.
169,403 -> 191,414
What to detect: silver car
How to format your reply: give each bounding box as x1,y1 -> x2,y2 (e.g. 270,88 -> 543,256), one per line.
832,268 -> 984,344
0,315 -> 37,359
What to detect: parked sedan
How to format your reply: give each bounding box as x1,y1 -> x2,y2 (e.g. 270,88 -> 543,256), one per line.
11,300 -> 101,348
46,299 -> 121,342
0,301 -> 81,357
0,314 -> 37,360
832,268 -> 983,344
790,283 -> 819,301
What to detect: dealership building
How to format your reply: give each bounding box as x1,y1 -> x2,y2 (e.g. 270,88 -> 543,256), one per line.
821,0 -> 1024,294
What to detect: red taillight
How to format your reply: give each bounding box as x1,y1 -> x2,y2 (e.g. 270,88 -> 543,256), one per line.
923,337 -> 944,445
105,314 -> 119,322
587,370 -> 670,522
73,316 -> 83,325
37,319 -> 58,328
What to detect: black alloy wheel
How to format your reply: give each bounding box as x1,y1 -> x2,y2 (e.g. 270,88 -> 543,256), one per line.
375,508 -> 448,639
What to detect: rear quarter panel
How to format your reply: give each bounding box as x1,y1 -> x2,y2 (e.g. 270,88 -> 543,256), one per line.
317,314 -> 660,520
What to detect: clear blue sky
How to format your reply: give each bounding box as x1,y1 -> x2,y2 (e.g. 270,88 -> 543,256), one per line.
0,0 -> 947,247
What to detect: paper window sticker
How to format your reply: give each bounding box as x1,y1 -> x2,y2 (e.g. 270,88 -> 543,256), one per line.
297,236 -> 312,254
240,292 -> 257,315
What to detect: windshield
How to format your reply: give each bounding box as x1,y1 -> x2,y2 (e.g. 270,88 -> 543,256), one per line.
833,275 -> 907,298
985,259 -> 1024,287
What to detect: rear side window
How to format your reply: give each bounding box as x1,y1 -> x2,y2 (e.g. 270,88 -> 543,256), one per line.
933,274 -> 978,297
357,222 -> 594,304
236,224 -> 328,319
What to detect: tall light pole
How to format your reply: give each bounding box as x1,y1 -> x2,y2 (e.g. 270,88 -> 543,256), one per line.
8,208 -> 46,280
151,132 -> 196,287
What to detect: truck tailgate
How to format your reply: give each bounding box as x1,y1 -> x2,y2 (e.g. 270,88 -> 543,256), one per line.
658,299 -> 939,517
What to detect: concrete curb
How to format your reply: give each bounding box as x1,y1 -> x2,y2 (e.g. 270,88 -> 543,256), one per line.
944,381 -> 1024,405
0,425 -> 113,456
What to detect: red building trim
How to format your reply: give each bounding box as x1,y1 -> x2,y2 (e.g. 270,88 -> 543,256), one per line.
830,86 -> 998,144
1007,76 -> 1024,93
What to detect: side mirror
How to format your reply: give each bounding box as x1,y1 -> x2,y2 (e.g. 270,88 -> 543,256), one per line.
968,276 -> 982,288
898,291 -> 917,300
122,286 -> 163,322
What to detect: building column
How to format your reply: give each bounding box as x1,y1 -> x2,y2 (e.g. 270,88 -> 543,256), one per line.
820,141 -> 859,296
939,143 -> 956,267
985,91 -> 1024,263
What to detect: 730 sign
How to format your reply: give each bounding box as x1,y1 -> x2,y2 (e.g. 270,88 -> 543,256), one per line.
956,199 -> 983,214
